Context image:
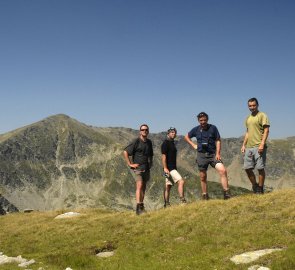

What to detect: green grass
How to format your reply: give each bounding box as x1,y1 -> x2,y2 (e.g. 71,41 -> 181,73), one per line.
1,189 -> 295,270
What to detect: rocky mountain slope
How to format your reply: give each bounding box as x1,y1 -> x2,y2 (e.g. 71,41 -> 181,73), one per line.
0,114 -> 294,212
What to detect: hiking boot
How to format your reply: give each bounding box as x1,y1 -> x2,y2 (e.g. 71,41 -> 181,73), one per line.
252,183 -> 259,194
180,197 -> 187,204
164,202 -> 171,208
136,203 -> 146,215
256,185 -> 264,194
223,190 -> 231,200
136,204 -> 141,215
140,203 -> 146,213
202,193 -> 210,200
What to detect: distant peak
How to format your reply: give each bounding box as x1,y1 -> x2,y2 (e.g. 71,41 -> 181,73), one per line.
49,114 -> 71,119
40,114 -> 74,125
42,114 -> 75,122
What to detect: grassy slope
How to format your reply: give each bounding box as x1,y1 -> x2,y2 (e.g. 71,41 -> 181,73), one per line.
0,189 -> 295,270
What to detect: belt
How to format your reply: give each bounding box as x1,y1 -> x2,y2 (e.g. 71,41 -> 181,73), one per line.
199,150 -> 214,154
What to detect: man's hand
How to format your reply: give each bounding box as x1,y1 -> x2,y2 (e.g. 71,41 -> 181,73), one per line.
184,134 -> 198,150
129,163 -> 139,169
258,144 -> 264,155
163,168 -> 170,175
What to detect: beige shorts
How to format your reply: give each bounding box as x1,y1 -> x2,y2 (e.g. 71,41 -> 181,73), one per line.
165,169 -> 183,186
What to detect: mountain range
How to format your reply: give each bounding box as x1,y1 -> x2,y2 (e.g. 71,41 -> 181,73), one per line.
0,114 -> 294,213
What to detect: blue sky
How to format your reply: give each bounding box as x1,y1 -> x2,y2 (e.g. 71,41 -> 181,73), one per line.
0,0 -> 294,139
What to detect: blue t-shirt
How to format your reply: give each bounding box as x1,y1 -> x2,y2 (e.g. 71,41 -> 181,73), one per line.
188,124 -> 220,153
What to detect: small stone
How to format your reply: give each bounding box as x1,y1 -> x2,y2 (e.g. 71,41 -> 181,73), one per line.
18,259 -> 35,267
248,266 -> 270,270
24,209 -> 34,213
175,237 -> 185,242
54,212 -> 81,219
231,248 -> 283,264
96,251 -> 114,258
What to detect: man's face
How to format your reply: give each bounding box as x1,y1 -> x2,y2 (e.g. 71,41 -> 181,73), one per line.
168,130 -> 176,139
198,116 -> 208,128
248,101 -> 258,114
140,126 -> 149,137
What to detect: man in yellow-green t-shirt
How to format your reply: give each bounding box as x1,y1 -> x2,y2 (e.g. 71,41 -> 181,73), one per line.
241,98 -> 270,194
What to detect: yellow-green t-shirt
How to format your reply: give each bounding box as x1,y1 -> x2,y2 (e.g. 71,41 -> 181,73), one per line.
245,111 -> 270,148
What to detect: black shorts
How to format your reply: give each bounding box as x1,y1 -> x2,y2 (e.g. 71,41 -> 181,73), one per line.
196,152 -> 222,171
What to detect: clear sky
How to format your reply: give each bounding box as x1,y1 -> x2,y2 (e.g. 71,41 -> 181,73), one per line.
0,0 -> 294,139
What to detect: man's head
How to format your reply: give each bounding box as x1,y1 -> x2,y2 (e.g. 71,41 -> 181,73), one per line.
167,127 -> 177,139
139,124 -> 149,138
197,112 -> 209,128
248,97 -> 259,114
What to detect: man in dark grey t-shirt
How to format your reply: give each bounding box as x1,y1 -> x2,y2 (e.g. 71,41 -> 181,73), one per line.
123,124 -> 153,215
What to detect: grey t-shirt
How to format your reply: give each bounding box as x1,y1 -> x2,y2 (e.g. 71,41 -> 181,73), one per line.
125,138 -> 153,171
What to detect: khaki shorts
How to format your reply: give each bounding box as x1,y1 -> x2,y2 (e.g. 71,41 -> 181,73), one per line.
131,169 -> 150,182
165,169 -> 183,186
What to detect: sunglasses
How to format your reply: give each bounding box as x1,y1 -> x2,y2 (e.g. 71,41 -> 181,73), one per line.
168,127 -> 176,133
140,129 -> 149,131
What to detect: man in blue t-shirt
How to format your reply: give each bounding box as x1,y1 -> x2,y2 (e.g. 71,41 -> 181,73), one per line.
184,112 -> 231,200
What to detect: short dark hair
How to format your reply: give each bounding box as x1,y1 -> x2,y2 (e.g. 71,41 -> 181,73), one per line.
197,112 -> 209,120
248,97 -> 259,106
139,124 -> 149,130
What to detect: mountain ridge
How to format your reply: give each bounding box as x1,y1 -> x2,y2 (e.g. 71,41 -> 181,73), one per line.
0,114 -> 294,212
